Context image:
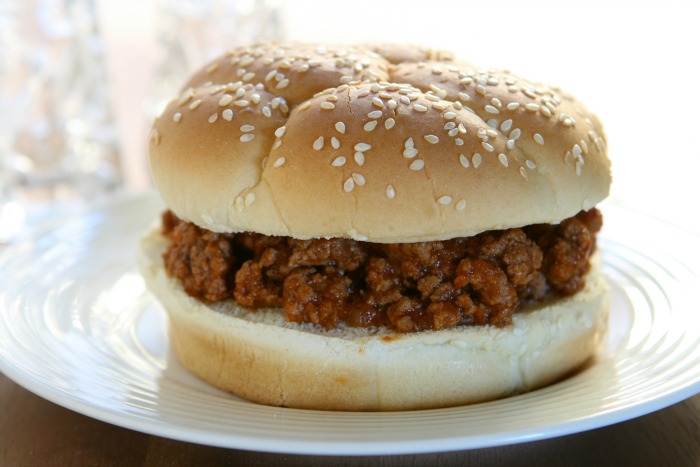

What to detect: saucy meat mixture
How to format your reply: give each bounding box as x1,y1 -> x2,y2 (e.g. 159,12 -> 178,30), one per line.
161,209 -> 602,333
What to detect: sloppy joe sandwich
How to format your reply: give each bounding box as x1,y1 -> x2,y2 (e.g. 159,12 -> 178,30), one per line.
139,41 -> 612,411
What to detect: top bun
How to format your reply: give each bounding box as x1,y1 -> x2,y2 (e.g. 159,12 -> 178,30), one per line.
149,42 -> 611,242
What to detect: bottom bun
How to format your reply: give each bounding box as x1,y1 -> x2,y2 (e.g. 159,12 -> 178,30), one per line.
138,228 -> 609,411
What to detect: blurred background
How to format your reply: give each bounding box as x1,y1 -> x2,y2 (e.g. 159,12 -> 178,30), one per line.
1,0 -> 699,241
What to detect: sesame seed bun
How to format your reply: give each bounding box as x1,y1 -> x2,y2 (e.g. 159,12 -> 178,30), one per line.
138,227 -> 608,411
149,42 -> 611,242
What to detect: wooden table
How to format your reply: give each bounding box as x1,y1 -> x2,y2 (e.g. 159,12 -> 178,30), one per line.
2,372 -> 698,466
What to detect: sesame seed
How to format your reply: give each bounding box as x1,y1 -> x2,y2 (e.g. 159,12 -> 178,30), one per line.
265,70 -> 277,81
368,110 -> 383,119
335,122 -> 346,134
453,101 -> 463,110
491,97 -> 502,108
443,111 -> 457,120
387,99 -> 398,110
354,142 -> 371,152
273,157 -> 285,168
298,101 -> 312,111
222,109 -> 234,121
405,137 -> 414,148
275,126 -> 286,138
150,128 -> 160,145
565,150 -> 574,166
580,140 -> 589,154
240,124 -> 254,132
525,103 -> 540,112
233,99 -> 249,107
206,63 -> 219,74
472,153 -> 482,168
276,79 -> 289,89
501,119 -> 513,132
272,139 -> 282,150
458,92 -> 471,102
485,105 -> 499,114
510,128 -> 521,140
507,102 -> 520,110
357,89 -> 371,98
332,156 -> 346,167
403,147 -> 419,158
507,139 -> 515,149
331,137 -> 340,149
244,192 -> 256,206
363,121 -> 377,131
541,106 -> 553,117
573,143 -> 582,157
481,141 -> 494,152
409,159 -> 425,171
458,123 -> 467,134
354,152 -> 365,166
219,94 -> 233,106
486,129 -> 498,138
385,118 -> 396,130
432,102 -> 447,111
321,102 -> 336,110
424,135 -> 439,144
189,99 -> 202,110
399,95 -> 411,105
498,153 -> 509,167
455,138 -> 464,145
448,128 -> 459,137
172,112 -> 182,123
534,133 -> 545,145
520,167 -> 528,180
208,113 -> 218,123
343,177 -> 354,192
240,133 -> 254,142
445,122 -> 457,130
352,173 -> 365,185
526,159 -> 536,169
459,154 -> 470,168
242,72 -> 256,82
178,88 -> 194,105
437,195 -> 452,205
372,97 -> 384,108
313,136 -> 325,151
262,106 -> 272,117
455,199 -> 467,211
386,184 -> 395,199
413,103 -> 428,112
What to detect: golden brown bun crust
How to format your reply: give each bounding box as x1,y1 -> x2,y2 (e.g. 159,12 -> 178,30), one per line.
149,42 -> 611,242
138,228 -> 609,411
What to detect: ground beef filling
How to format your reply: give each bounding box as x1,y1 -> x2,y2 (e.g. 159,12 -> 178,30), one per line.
161,209 -> 602,333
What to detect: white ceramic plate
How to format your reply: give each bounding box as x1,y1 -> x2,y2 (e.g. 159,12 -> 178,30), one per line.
1,193 -> 699,455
